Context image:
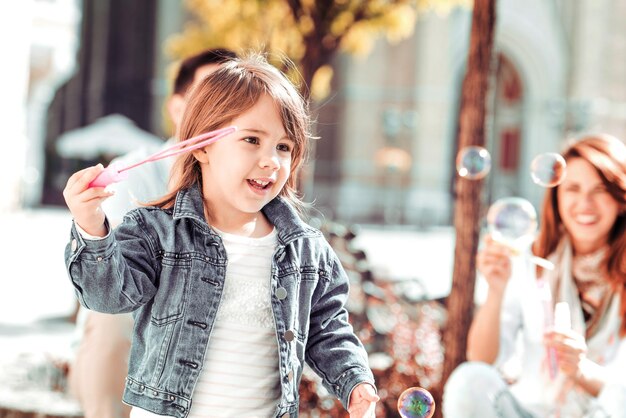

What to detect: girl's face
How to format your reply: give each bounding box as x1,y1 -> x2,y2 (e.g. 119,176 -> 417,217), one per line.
198,94 -> 294,224
557,157 -> 621,255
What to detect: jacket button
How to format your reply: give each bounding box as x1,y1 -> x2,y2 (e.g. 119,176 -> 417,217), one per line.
97,256 -> 103,262
153,391 -> 158,396
275,287 -> 287,300
284,330 -> 295,342
71,239 -> 77,252
170,395 -> 175,401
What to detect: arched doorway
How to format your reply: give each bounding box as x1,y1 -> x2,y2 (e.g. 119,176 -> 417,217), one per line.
487,53 -> 525,202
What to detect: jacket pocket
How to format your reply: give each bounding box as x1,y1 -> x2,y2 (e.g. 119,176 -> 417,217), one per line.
150,255 -> 191,325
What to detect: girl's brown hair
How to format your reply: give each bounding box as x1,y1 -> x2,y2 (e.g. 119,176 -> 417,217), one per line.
150,53 -> 310,211
532,133 -> 626,335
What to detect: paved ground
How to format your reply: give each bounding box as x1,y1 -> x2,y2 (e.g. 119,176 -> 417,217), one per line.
0,208 -> 82,413
354,225 -> 456,300
0,208 -> 77,325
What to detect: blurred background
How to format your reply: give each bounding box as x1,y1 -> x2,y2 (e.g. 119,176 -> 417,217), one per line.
2,0 -> 626,415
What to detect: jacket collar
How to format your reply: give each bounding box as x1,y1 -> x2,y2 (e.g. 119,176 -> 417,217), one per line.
262,195 -> 321,246
172,183 -> 208,229
172,183 -> 320,245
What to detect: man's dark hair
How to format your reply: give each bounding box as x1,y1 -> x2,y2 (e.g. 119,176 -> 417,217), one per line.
173,48 -> 238,95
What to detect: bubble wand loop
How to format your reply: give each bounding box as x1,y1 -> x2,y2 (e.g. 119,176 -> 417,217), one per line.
487,197 -> 555,271
88,126 -> 237,188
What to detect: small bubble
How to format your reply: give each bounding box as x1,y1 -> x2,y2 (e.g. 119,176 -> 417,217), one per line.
487,197 -> 538,245
456,146 -> 492,180
530,152 -> 567,187
397,387 -> 435,418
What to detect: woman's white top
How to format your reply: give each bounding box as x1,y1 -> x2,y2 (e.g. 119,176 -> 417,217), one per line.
131,227 -> 280,418
495,238 -> 626,417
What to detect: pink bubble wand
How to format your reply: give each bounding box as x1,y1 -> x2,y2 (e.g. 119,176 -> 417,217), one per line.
88,126 -> 237,188
538,278 -> 558,380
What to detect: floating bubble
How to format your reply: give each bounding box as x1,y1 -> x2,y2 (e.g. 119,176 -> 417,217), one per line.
397,387 -> 435,418
486,197 -> 538,245
456,146 -> 492,180
530,152 -> 567,187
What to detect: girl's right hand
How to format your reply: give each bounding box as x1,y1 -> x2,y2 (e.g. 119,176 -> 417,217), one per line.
476,234 -> 513,295
62,164 -> 114,237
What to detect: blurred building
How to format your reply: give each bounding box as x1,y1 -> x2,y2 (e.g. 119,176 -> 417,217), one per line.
12,0 -> 626,226
314,0 -> 626,225
0,0 -> 80,211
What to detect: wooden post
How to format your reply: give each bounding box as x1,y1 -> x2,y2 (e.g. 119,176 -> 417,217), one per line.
434,0 -> 497,415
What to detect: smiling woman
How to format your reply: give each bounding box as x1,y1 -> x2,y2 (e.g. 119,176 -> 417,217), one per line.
444,133 -> 626,418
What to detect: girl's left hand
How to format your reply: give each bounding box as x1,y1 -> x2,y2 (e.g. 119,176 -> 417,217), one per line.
348,383 -> 379,418
544,328 -> 587,379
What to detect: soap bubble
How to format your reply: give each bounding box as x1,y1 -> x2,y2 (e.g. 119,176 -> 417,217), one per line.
530,152 -> 567,187
487,197 -> 538,246
397,386 -> 435,418
456,146 -> 491,180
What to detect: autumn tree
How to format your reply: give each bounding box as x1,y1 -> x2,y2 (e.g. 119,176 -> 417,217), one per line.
166,0 -> 469,100
438,0 -> 496,409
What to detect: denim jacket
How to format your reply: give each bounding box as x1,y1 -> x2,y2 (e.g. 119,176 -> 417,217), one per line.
64,184 -> 375,418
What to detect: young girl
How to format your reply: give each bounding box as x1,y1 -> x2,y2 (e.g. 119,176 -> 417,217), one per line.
443,134 -> 626,417
63,55 -> 378,418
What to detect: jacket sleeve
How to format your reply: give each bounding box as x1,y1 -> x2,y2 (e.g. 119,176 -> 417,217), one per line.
64,211 -> 158,314
304,241 -> 376,409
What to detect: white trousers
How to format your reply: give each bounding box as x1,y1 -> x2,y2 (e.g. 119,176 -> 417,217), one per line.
442,362 -> 626,418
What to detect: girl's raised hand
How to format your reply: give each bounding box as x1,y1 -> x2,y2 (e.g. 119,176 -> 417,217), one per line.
477,234 -> 513,295
62,164 -> 114,237
348,383 -> 379,418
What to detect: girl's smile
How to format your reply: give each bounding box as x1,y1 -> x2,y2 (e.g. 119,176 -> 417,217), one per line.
247,177 -> 275,193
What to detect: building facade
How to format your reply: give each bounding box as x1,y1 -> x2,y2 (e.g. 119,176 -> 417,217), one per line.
313,0 -> 626,226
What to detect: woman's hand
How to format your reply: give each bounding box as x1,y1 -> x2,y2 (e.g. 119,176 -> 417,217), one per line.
544,328 -> 587,380
62,164 -> 113,237
348,383 -> 379,418
477,235 -> 513,295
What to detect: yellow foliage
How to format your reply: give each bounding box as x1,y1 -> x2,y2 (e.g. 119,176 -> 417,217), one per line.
310,65 -> 334,102
330,11 -> 356,36
383,5 -> 417,42
166,0 -> 469,100
299,15 -> 315,36
340,23 -> 377,57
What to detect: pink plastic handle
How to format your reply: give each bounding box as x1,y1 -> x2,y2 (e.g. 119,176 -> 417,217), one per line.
88,164 -> 129,188
88,126 -> 237,188
538,279 -> 558,379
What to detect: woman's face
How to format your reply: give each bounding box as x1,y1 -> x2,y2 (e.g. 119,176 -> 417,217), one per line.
557,157 -> 621,255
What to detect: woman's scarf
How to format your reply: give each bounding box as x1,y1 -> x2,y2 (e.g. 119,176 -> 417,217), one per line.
540,237 -> 622,415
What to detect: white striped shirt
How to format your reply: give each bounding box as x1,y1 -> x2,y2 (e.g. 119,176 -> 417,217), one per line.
131,228 -> 280,418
